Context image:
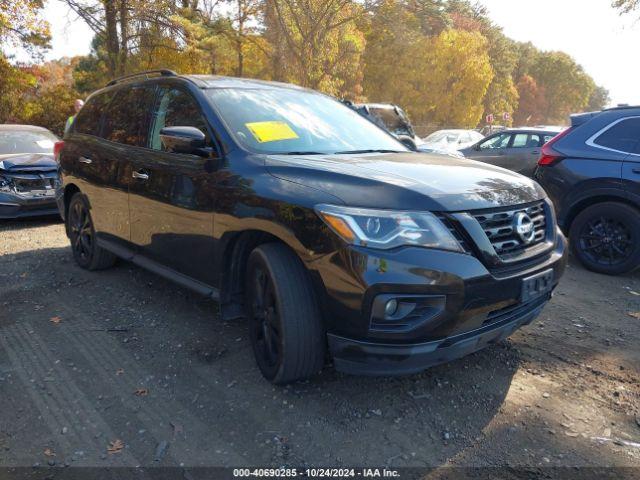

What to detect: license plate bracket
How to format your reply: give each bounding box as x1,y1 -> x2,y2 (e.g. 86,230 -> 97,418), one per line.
521,269 -> 554,302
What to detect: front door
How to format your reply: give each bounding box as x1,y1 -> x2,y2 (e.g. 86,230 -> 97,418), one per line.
467,132 -> 512,167
128,86 -> 219,285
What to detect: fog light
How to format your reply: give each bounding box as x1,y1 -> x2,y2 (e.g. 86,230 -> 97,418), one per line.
384,299 -> 398,318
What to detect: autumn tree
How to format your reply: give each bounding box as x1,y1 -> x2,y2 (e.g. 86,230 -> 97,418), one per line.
266,0 -> 366,97
362,0 -> 424,106
529,51 -> 595,124
0,0 -> 50,53
613,0 -> 640,14
513,74 -> 547,125
416,29 -> 494,127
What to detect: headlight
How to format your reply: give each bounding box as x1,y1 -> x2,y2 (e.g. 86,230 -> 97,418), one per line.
0,175 -> 13,192
315,204 -> 463,252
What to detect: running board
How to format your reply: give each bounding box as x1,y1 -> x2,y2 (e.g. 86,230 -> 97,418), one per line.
96,238 -> 220,301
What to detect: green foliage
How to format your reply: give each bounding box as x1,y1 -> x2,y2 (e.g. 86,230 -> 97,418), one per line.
0,0 -> 50,53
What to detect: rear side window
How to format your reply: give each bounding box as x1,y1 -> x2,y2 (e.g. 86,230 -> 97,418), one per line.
102,85 -> 156,147
592,117 -> 640,154
73,92 -> 111,136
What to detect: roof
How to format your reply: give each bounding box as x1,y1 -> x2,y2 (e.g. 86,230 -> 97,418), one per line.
184,75 -> 307,91
352,103 -> 398,110
0,124 -> 55,133
103,69 -> 309,92
507,127 -> 563,133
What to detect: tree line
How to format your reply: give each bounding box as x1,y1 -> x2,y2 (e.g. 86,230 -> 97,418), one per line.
0,0 -> 622,136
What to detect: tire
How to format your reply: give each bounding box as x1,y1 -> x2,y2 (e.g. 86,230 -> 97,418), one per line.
569,201 -> 640,275
245,243 -> 325,384
67,193 -> 116,271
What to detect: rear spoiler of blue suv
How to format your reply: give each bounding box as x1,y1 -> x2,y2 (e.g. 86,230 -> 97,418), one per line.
570,111 -> 599,127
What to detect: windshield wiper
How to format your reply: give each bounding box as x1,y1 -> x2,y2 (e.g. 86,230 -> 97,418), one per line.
334,149 -> 403,154
282,151 -> 325,155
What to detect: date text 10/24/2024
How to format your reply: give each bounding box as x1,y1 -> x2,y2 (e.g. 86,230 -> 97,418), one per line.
233,468 -> 401,478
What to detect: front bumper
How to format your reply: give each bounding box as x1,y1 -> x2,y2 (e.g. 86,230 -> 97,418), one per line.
0,192 -> 59,219
313,229 -> 567,375
329,292 -> 549,375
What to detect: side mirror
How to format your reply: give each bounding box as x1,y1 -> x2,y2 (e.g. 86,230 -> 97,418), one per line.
160,126 -> 207,155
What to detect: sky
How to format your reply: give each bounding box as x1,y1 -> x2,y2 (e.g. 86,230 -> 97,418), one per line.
27,0 -> 640,107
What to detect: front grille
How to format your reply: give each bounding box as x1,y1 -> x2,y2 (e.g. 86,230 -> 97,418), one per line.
5,174 -> 58,194
472,202 -> 547,259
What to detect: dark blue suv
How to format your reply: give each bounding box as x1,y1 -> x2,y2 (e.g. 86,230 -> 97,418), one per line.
535,106 -> 640,275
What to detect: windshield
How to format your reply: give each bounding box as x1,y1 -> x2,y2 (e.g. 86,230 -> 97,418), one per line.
367,107 -> 412,137
0,130 -> 57,155
424,131 -> 458,145
206,88 -> 407,155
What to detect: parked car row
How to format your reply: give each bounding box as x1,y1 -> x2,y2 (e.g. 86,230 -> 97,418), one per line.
4,70 -> 639,383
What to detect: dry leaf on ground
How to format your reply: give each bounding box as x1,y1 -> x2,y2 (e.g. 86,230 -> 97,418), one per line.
49,316 -> 62,324
43,448 -> 55,457
116,368 -> 124,375
107,439 -> 124,454
134,388 -> 149,396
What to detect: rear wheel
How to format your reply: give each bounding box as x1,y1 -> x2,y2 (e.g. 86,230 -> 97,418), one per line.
67,193 -> 116,271
245,243 -> 325,384
569,202 -> 640,275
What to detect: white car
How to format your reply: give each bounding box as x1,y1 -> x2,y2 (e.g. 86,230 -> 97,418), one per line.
421,129 -> 485,152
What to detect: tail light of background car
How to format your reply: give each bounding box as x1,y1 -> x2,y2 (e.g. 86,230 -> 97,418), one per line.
538,128 -> 573,166
54,141 -> 65,163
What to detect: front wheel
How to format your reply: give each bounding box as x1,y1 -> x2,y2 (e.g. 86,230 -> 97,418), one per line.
569,202 -> 640,275
245,243 -> 325,384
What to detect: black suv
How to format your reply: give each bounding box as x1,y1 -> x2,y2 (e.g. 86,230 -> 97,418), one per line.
56,70 -> 567,384
535,106 -> 640,275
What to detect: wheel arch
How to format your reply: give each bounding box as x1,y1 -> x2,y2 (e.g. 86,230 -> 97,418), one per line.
563,194 -> 639,235
217,228 -> 328,322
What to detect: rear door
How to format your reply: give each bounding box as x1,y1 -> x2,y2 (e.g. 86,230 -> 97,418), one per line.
501,132 -> 546,176
96,84 -> 158,247
128,85 -> 219,285
61,90 -> 132,240
604,117 -> 640,200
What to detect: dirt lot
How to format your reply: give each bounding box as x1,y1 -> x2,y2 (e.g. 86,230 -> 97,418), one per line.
1,217 -> 639,475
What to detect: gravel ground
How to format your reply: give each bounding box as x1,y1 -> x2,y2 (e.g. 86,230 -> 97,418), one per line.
0,217 -> 639,476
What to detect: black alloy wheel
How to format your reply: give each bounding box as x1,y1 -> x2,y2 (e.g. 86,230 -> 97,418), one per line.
570,202 -> 640,275
66,193 -> 116,270
577,217 -> 632,267
245,243 -> 325,384
69,195 -> 94,267
250,265 -> 282,377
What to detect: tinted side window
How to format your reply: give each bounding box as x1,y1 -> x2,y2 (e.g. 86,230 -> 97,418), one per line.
102,85 -> 156,146
593,117 -> 640,154
480,133 -> 511,150
73,93 -> 111,136
149,88 -> 210,151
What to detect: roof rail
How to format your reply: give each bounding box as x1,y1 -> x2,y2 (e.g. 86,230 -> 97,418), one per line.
604,104 -> 640,111
106,69 -> 178,87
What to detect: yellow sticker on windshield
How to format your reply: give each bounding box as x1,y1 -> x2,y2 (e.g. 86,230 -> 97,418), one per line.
245,121 -> 299,143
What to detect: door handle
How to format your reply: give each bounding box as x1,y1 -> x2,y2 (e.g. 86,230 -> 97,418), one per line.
132,170 -> 149,180
78,156 -> 92,164
531,150 -> 540,155
632,168 -> 640,174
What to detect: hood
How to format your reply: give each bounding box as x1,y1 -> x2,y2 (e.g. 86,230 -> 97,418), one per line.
0,153 -> 57,173
265,152 -> 546,212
